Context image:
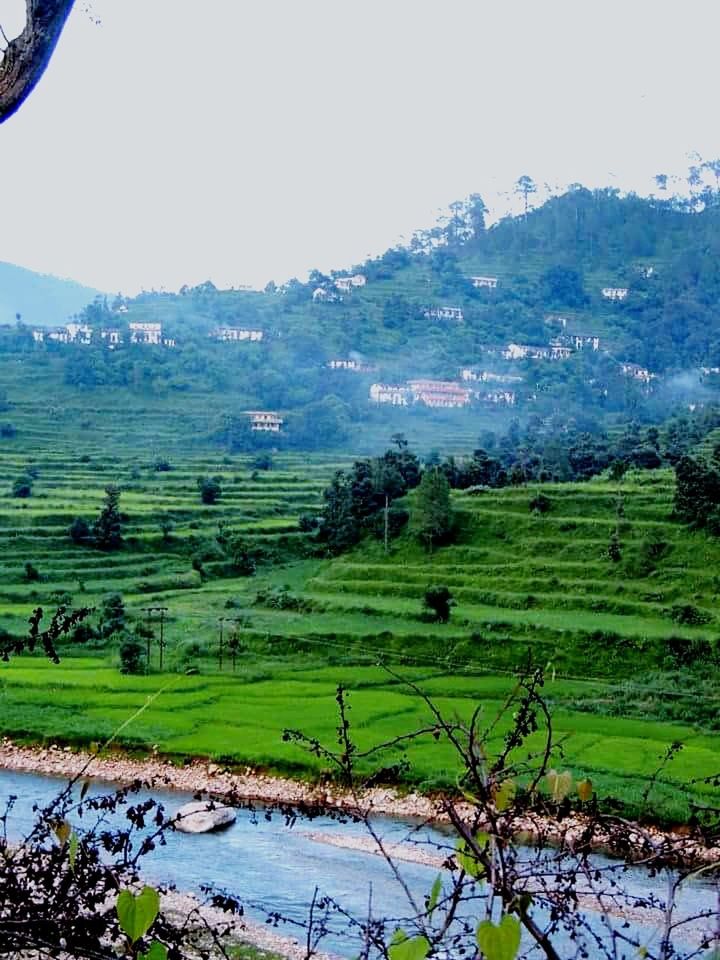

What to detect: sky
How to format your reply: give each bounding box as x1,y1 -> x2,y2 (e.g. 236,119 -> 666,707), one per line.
2,0 -> 720,294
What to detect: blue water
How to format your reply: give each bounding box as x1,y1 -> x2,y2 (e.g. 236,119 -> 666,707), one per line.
0,769 -> 715,958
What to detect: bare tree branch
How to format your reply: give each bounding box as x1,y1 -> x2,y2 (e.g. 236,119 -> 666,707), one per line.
0,0 -> 76,123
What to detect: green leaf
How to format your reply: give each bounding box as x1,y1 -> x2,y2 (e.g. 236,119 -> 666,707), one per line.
68,831 -> 79,873
116,886 -> 160,944
388,930 -> 431,960
493,778 -> 516,811
140,942 -> 168,960
426,874 -> 442,915
476,915 -> 521,960
456,835 -> 488,879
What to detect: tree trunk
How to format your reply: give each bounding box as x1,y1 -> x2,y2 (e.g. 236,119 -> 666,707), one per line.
0,0 -> 76,123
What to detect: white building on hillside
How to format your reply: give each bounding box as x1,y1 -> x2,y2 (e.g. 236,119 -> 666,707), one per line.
601,287 -> 628,301
210,327 -> 264,342
469,276 -> 498,289
246,411 -> 283,432
334,274 -> 367,293
424,306 -> 464,322
369,383 -> 411,406
129,322 -> 162,345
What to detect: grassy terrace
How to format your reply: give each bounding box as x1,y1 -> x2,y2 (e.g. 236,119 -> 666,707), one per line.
0,423 -> 716,822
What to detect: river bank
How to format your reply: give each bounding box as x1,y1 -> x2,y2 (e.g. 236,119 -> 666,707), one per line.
1,736 -> 718,870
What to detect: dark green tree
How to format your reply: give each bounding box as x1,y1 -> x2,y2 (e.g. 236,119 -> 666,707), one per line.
93,485 -> 123,550
69,516 -> 91,544
674,456 -> 720,527
411,468 -> 453,552
423,585 -> 455,623
198,476 -> 222,505
12,475 -> 32,498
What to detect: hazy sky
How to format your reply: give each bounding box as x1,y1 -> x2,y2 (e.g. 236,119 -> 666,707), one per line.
1,0 -> 720,293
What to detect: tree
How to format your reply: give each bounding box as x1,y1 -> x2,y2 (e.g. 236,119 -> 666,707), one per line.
515,174 -> 537,218
197,475 -> 222,504
0,0 -> 76,123
423,584 -> 454,622
410,468 -> 453,551
93,484 -> 123,549
69,515 -> 91,544
11,474 -> 32,497
674,456 -> 720,527
98,592 -> 125,639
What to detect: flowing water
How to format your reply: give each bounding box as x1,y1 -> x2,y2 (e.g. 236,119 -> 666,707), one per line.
0,768 -> 716,958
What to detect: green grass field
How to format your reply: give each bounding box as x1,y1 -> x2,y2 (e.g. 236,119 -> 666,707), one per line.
0,400 -> 717,825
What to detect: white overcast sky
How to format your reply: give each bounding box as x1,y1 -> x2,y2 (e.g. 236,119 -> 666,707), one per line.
1,0 -> 720,294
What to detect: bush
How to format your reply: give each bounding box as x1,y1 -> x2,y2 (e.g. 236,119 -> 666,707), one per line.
69,516 -> 91,544
197,475 -> 222,504
153,457 -> 172,472
423,585 -> 455,623
252,454 -> 273,471
529,493 -> 552,514
0,423 -> 17,438
665,634 -> 714,667
119,638 -> 144,675
669,603 -> 712,626
12,475 -> 32,498
23,562 -> 40,582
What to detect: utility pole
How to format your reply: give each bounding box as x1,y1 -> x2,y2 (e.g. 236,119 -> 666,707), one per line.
141,606 -> 169,672
384,494 -> 389,555
217,618 -> 225,671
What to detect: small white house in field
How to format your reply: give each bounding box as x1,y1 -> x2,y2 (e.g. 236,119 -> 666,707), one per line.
246,411 -> 283,432
129,322 -> 162,345
334,274 -> 367,293
424,306 -> 464,322
601,287 -> 628,301
469,276 -> 498,289
369,383 -> 411,406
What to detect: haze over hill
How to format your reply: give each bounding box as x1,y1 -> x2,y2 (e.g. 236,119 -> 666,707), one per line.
0,260 -> 102,327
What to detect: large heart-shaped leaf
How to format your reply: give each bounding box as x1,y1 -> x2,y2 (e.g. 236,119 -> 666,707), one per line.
117,886 -> 160,944
476,914 -> 521,960
388,929 -> 431,960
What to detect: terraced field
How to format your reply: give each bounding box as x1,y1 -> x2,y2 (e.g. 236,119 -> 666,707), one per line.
0,415 -> 717,823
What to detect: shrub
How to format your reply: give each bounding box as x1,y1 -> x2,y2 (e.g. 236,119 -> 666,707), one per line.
197,475 -> 222,504
529,493 -> 552,514
607,532 -> 622,563
153,457 -> 172,472
119,637 -> 144,675
423,585 -> 455,623
23,562 -> 40,582
69,516 -> 91,544
665,634 -> 714,667
252,454 -> 273,471
669,603 -> 712,626
12,475 -> 32,498
0,423 -> 17,438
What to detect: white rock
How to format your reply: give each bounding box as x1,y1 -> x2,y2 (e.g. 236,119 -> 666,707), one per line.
175,800 -> 237,834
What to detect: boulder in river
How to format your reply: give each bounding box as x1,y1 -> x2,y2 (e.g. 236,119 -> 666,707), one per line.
175,800 -> 237,834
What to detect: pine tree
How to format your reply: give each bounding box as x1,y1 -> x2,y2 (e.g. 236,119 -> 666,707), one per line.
93,485 -> 123,550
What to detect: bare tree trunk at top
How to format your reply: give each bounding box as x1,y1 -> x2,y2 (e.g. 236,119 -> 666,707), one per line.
0,0 -> 76,123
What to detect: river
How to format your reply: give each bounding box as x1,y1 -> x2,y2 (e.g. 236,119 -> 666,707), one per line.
0,768 -> 716,958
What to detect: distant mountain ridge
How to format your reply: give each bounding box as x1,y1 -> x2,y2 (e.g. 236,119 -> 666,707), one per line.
0,261 -> 103,327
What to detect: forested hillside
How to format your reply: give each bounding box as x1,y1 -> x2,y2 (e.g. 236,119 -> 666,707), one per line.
5,184 -> 720,452
0,261 -> 102,327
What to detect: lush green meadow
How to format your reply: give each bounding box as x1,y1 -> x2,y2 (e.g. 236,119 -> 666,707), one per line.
0,420 -> 717,823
